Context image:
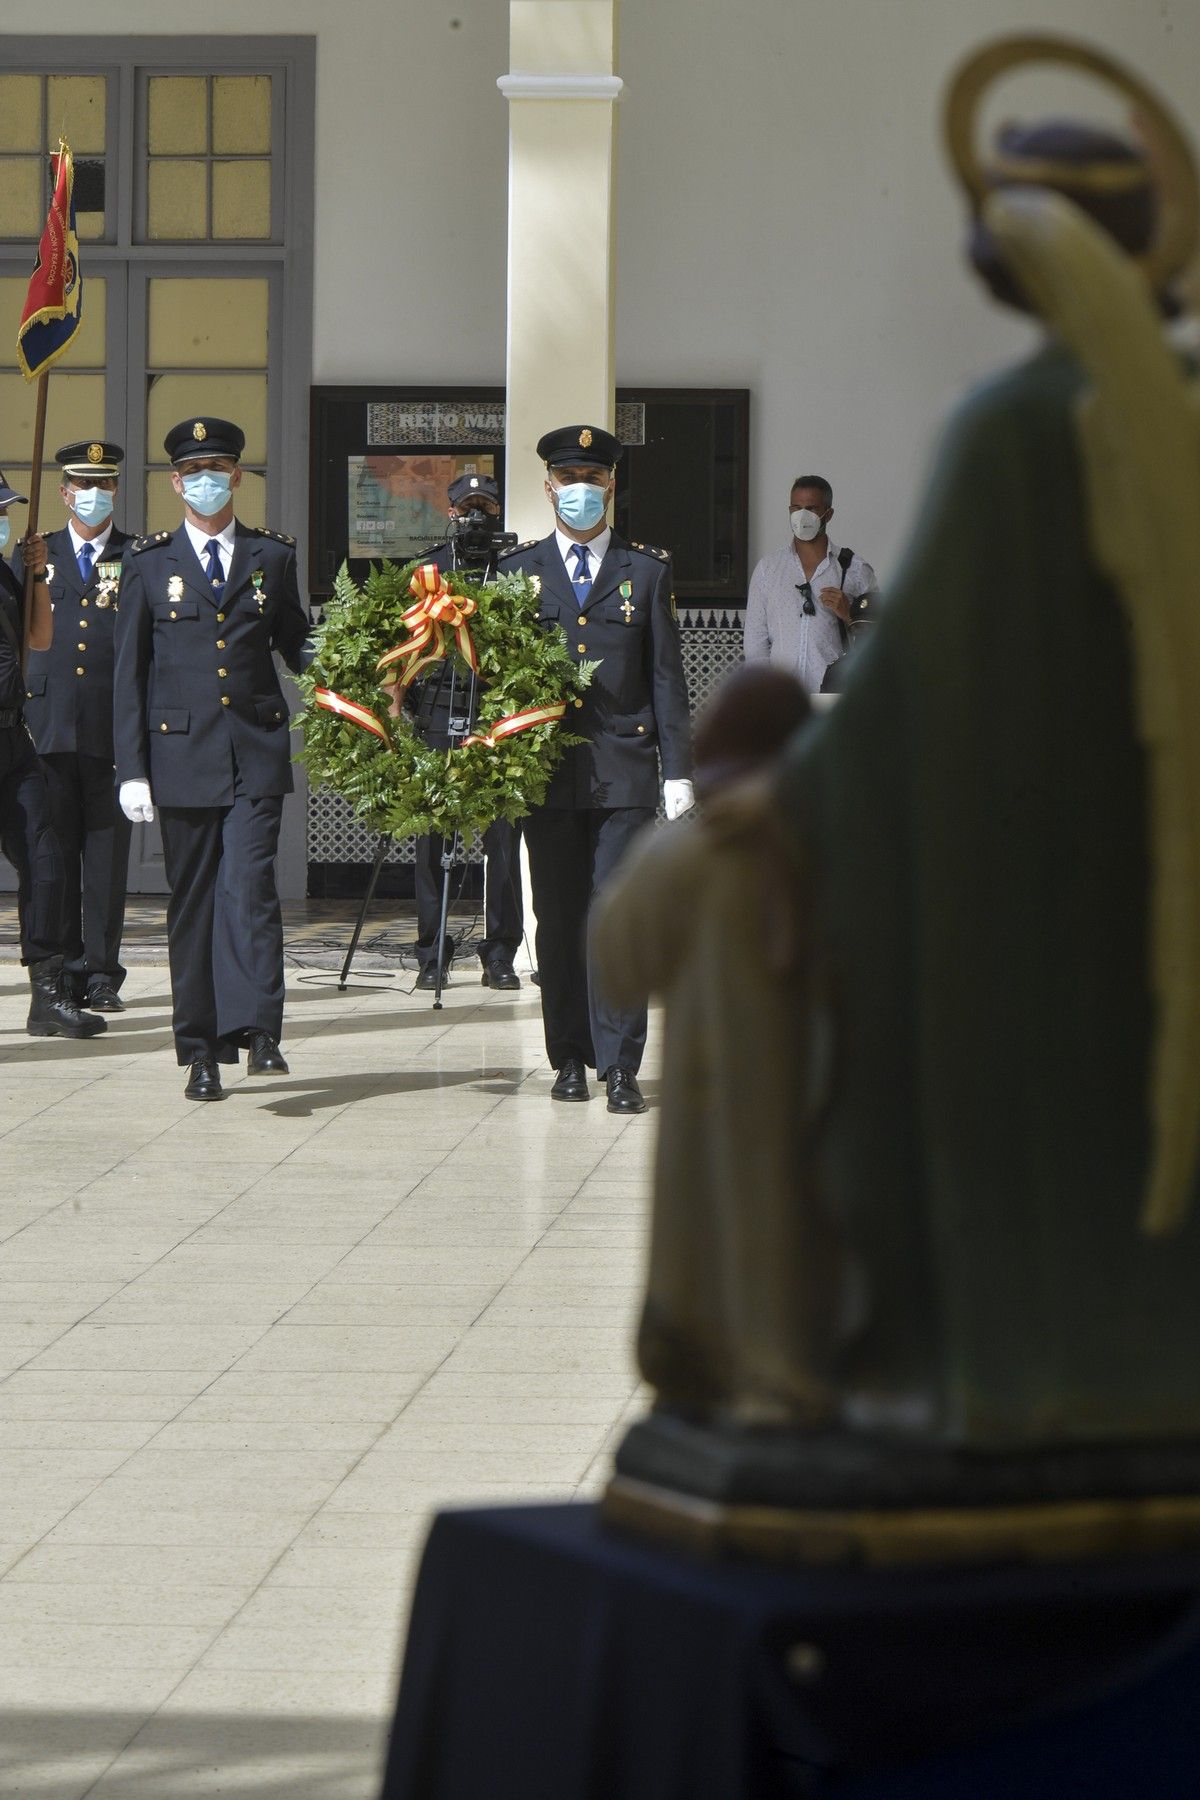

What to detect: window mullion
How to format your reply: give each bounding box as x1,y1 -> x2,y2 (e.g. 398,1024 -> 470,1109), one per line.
118,63 -> 140,250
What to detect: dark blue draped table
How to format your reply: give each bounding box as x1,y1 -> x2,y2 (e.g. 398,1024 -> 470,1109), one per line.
381,1502 -> 1200,1799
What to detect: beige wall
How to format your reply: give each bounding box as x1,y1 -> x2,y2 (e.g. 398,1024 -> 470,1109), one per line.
615,0 -> 1200,573
26,0 -> 1200,575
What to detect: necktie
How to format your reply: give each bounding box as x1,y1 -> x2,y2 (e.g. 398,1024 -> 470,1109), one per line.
204,538 -> 225,597
570,542 -> 592,600
77,542 -> 95,585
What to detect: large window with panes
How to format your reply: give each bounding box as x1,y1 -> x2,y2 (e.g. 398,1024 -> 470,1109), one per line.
0,39 -> 313,545
0,37 -> 313,895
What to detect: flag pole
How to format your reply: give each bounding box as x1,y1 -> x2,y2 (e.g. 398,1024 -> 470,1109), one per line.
20,370 -> 49,677
16,135 -> 78,675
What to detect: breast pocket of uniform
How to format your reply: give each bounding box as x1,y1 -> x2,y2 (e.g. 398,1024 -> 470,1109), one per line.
150,708 -> 190,735
242,589 -> 275,623
604,600 -> 641,628
152,600 -> 199,625
253,697 -> 289,729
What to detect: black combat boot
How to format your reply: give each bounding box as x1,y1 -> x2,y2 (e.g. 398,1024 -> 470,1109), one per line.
26,956 -> 107,1039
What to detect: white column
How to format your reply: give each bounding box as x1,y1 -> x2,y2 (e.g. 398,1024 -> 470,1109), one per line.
499,0 -> 622,542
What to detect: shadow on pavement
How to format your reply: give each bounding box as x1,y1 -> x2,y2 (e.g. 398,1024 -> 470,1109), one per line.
0,1706 -> 388,1798
248,1067 -> 529,1118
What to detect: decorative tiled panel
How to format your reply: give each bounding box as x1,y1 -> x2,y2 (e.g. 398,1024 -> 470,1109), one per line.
307,617 -> 746,864
366,401 -> 505,446
362,399 -> 647,449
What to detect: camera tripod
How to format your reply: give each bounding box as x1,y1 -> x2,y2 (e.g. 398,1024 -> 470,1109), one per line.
337,537 -> 506,1006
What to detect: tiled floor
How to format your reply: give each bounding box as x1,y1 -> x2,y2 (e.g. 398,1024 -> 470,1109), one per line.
0,941 -> 653,1797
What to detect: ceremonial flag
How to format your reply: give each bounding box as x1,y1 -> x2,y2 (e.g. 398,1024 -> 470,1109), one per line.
16,141 -> 82,380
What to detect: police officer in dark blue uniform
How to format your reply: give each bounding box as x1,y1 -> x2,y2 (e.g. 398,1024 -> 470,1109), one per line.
12,440 -> 131,1011
499,425 -> 694,1112
113,417 -> 311,1100
0,472 -> 104,1039
410,472 -> 523,991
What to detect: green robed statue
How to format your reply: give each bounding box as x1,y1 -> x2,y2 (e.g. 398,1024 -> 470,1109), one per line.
595,36 -> 1200,1566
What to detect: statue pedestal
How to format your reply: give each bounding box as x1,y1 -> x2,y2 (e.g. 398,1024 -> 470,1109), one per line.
382,1500 -> 1200,1799
605,1412 -> 1200,1566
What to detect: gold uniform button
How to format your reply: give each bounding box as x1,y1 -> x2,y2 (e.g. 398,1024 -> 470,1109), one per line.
637,725 -> 646,734
216,611 -> 225,621
221,695 -> 230,706
75,666 -> 85,676
577,615 -> 587,626
577,642 -> 586,653
169,610 -> 177,619
160,723 -> 169,733
216,638 -> 226,649
574,698 -> 584,709
217,666 -> 228,677
80,597 -> 88,607
79,619 -> 88,628
77,642 -> 86,651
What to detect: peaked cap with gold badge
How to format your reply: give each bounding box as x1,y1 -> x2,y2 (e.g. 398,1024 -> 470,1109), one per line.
56,440 -> 124,480
536,424 -> 623,471
163,417 -> 246,465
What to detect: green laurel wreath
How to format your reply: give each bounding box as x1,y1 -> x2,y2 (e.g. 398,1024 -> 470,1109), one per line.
294,559 -> 596,840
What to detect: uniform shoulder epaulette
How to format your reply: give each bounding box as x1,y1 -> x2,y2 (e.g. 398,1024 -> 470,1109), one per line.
630,541 -> 671,562
131,530 -> 171,554
500,539 -> 539,559
251,526 -> 296,547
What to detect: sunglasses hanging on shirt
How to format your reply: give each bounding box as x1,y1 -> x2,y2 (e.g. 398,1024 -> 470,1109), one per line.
796,581 -> 816,615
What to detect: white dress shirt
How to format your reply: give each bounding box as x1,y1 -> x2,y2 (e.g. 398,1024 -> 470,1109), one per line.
184,516 -> 237,581
743,538 -> 878,694
555,524 -> 612,584
67,519 -> 113,564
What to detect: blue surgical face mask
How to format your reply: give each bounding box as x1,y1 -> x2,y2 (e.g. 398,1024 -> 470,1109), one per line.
552,479 -> 608,531
70,485 -> 114,527
180,469 -> 234,517
0,518 -> 9,554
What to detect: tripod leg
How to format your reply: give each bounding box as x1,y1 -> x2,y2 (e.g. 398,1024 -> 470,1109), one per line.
431,832 -> 460,1009
338,835 -> 390,991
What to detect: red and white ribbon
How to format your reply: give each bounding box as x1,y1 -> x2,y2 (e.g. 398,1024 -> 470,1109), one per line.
462,701 -> 568,749
313,686 -> 392,745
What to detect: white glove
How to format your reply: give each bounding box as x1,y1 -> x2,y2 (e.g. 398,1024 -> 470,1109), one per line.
663,779 -> 696,822
119,780 -> 155,824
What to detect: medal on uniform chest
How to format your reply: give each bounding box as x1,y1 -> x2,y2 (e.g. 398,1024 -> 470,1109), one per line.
529,574 -> 541,596
44,564 -> 54,585
619,580 -> 635,624
168,574 -> 184,601
252,568 -> 265,612
94,561 -> 120,608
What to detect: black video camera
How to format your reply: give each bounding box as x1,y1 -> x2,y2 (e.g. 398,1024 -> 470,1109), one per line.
448,509 -> 518,570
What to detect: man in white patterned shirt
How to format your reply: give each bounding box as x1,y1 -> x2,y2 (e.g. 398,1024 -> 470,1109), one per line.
743,475 -> 877,693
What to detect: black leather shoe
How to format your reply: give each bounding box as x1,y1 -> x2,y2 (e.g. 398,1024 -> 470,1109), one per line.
551,1058 -> 590,1102
415,962 -> 443,991
605,1066 -> 647,1114
480,956 -> 520,990
246,1031 -> 289,1075
184,1055 -> 224,1101
85,982 -> 125,1013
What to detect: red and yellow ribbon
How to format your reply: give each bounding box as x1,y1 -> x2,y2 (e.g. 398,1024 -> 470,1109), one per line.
376,564 -> 479,699
313,686 -> 392,745
462,701 -> 568,749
